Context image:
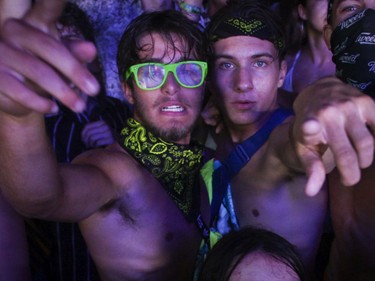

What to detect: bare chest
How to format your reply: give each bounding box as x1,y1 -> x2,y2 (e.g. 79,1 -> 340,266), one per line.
78,171 -> 205,281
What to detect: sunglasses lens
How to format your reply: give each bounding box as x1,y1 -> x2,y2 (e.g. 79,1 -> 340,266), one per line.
176,62 -> 203,87
137,64 -> 165,89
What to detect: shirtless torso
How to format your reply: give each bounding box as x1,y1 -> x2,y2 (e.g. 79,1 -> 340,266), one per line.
217,120 -> 328,279
75,144 -> 209,281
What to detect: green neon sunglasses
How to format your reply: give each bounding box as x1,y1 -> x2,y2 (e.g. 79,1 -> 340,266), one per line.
125,60 -> 208,91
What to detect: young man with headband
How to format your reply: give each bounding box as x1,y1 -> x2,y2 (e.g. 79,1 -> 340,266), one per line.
0,2 -> 210,280
201,1 -> 328,280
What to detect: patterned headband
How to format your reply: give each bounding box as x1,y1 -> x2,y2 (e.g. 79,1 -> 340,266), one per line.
209,16 -> 285,53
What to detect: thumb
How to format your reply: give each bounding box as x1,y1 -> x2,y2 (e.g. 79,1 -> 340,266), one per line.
23,0 -> 66,37
0,0 -> 31,26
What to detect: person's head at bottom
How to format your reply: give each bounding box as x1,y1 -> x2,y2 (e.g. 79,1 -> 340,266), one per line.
199,227 -> 306,281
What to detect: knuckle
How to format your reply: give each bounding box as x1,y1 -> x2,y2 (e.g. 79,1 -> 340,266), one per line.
336,148 -> 357,167
357,134 -> 374,151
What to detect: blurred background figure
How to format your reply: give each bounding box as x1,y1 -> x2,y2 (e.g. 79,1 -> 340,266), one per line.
277,0 -> 335,94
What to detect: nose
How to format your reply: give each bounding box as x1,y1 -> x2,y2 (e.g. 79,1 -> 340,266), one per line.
233,66 -> 253,93
161,72 -> 180,95
365,0 -> 375,10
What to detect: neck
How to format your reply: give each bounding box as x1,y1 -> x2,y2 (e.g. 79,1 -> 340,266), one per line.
227,107 -> 278,143
305,29 -> 332,64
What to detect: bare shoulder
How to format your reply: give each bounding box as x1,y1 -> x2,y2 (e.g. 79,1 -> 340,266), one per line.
72,143 -> 147,188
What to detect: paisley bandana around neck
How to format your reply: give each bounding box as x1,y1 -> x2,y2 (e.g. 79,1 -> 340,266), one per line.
120,118 -> 204,221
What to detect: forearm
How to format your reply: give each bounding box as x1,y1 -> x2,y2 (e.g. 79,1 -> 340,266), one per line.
0,112 -> 63,217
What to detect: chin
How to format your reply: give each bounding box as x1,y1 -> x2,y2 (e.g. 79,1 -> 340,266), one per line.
159,126 -> 191,143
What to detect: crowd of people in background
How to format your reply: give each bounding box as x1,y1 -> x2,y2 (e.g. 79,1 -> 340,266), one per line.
0,0 -> 375,281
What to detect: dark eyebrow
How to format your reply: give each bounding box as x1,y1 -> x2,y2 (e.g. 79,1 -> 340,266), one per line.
140,58 -> 190,64
214,54 -> 234,60
214,53 -> 275,60
336,0 -> 353,8
252,53 -> 275,60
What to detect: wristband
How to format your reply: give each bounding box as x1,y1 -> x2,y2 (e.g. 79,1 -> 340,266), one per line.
179,1 -> 203,14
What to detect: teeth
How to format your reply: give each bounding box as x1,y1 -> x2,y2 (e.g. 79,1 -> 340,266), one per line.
162,105 -> 184,112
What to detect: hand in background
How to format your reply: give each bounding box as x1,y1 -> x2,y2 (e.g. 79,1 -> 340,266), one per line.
0,0 -> 99,117
81,120 -> 115,148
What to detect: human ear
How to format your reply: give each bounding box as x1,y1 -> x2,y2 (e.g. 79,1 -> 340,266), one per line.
323,24 -> 333,50
277,60 -> 287,88
297,3 -> 307,21
122,82 -> 135,104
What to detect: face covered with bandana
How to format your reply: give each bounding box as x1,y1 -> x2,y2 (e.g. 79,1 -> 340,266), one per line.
329,8 -> 375,97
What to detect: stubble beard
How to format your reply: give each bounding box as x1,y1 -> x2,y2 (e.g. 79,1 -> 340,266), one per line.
134,105 -> 196,143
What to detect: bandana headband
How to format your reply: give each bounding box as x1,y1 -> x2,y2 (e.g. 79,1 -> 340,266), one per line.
210,16 -> 285,54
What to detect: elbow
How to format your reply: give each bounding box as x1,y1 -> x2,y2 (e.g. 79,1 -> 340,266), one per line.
5,192 -> 61,219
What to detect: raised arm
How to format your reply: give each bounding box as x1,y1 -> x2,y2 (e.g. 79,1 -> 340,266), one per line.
292,76 -> 375,196
0,0 -> 113,221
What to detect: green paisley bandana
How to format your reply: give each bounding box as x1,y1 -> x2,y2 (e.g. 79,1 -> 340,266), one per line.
120,118 -> 204,221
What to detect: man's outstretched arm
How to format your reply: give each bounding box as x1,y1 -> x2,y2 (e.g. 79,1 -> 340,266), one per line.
0,0 -> 112,220
292,76 -> 375,196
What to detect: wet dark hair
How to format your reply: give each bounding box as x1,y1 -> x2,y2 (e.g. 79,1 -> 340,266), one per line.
205,0 -> 287,63
198,227 -> 306,281
116,10 -> 207,86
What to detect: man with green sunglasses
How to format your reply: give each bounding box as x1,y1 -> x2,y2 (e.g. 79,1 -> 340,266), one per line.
0,2 -> 210,281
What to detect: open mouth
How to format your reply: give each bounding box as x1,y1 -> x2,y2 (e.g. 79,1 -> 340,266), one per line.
161,105 -> 184,112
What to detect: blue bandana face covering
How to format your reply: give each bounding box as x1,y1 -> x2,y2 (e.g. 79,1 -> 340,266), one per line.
330,9 -> 375,97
